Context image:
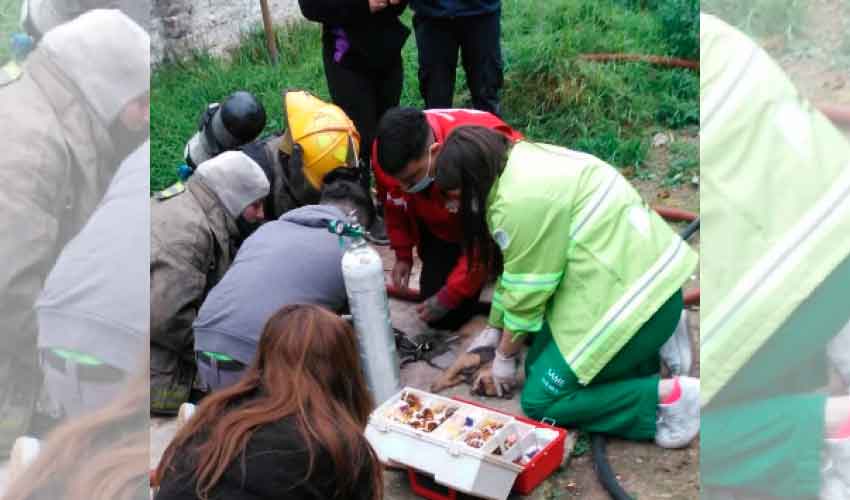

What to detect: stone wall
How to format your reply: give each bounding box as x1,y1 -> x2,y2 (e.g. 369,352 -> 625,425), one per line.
151,0 -> 303,64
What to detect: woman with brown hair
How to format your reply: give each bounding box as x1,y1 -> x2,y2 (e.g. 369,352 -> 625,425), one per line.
153,304 -> 383,500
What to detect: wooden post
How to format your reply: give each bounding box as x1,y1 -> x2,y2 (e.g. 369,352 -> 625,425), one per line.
260,0 -> 279,64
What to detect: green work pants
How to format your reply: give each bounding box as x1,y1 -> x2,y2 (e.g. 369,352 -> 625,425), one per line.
701,255 -> 850,499
520,290 -> 683,441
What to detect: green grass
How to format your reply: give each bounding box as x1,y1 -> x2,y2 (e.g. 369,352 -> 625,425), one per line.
0,0 -> 21,62
151,0 -> 699,192
151,21 -> 328,189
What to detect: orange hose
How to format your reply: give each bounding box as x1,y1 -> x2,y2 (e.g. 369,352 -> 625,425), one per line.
652,205 -> 698,222
579,53 -> 698,70
817,104 -> 850,126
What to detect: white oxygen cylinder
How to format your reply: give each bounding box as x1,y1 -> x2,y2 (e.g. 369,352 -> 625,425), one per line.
341,238 -> 401,405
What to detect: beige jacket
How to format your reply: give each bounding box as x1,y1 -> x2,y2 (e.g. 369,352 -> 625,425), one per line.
149,177 -> 240,413
0,10 -> 149,368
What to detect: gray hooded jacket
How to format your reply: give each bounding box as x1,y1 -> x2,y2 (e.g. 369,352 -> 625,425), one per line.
193,205 -> 352,364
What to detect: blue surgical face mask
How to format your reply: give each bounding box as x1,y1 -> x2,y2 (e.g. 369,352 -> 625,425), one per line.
404,146 -> 435,194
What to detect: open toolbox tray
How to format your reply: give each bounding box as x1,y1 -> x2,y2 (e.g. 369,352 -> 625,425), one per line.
365,387 -> 567,500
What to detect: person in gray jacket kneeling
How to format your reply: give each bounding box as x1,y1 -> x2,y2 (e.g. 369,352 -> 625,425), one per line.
193,168 -> 374,391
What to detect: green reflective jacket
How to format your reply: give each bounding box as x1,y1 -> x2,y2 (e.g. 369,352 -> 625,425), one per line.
487,141 -> 698,384
700,14 -> 850,405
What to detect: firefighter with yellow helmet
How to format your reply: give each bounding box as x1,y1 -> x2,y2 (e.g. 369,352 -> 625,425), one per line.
241,90 -> 369,222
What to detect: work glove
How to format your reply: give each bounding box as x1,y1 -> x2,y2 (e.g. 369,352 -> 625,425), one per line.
472,349 -> 518,399
492,349 -> 519,393
416,294 -> 451,323
466,326 -> 502,353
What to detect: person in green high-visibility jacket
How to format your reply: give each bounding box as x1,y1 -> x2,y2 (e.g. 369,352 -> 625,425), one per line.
700,13 -> 850,499
434,126 -> 700,447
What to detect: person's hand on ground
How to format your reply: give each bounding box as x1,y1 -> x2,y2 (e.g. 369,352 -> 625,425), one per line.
466,326 -> 502,353
472,350 -> 518,398
391,259 -> 411,290
416,295 -> 450,322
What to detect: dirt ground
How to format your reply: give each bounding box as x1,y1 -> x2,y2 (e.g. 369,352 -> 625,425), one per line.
764,0 -> 850,137
772,0 -> 849,104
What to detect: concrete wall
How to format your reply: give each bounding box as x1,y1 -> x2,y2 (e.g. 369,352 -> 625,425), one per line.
151,0 -> 303,64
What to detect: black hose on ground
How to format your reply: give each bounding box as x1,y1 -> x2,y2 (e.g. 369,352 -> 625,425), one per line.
680,217 -> 700,242
591,434 -> 633,500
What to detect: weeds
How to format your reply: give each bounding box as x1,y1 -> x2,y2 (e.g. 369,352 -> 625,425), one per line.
613,0 -> 698,58
654,0 -> 699,59
488,0 -> 698,173
701,0 -> 806,41
572,432 -> 591,457
663,141 -> 698,187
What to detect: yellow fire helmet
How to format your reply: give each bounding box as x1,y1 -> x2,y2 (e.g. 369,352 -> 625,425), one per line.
281,90 -> 361,190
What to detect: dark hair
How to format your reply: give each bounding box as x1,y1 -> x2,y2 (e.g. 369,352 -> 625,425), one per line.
155,304 -> 383,500
321,167 -> 376,228
435,126 -> 511,272
375,107 -> 432,175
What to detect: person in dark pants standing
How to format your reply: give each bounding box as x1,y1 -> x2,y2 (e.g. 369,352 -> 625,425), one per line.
409,0 -> 503,115
298,0 -> 411,242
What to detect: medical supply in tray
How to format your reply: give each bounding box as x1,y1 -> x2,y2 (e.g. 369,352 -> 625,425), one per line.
366,387 -> 567,500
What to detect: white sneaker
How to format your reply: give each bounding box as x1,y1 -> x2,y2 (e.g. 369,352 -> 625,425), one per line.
177,402 -> 196,429
822,438 -> 850,500
660,310 -> 692,377
8,435 -> 41,484
655,376 -> 700,449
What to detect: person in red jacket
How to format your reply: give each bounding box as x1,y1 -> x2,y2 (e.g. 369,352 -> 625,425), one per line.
373,107 -> 522,330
